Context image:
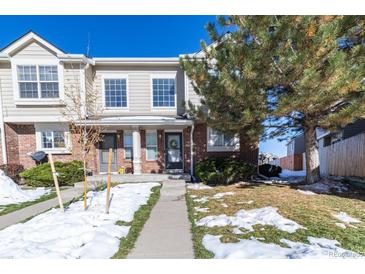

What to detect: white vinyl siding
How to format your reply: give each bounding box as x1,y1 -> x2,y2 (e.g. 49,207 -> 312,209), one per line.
146,131 -> 157,160
124,132 -> 133,160
187,78 -> 202,106
0,61 -> 77,121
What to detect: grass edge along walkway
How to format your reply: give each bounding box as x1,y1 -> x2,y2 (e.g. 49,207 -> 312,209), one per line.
0,191 -> 57,216
185,193 -> 214,259
112,185 -> 161,259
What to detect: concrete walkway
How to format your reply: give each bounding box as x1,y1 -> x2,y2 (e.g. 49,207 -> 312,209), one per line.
128,180 -> 194,259
0,187 -> 83,230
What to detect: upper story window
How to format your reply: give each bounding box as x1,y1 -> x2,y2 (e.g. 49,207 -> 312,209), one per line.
207,127 -> 239,151
152,78 -> 176,108
17,65 -> 59,99
104,78 -> 127,108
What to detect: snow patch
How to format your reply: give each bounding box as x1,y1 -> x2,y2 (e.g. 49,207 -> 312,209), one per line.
196,206 -> 304,233
332,212 -> 361,224
193,196 -> 209,203
221,203 -> 228,208
212,192 -> 234,199
203,234 -> 361,259
280,169 -> 306,178
0,183 -> 159,259
194,207 -> 210,213
297,189 -> 317,196
300,179 -> 348,194
232,227 -> 245,234
237,200 -> 254,205
335,223 -> 347,229
0,170 -> 50,205
187,183 -> 212,190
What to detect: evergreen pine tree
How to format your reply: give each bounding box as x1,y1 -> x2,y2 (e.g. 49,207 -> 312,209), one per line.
181,16 -> 365,183
267,16 -> 365,183
180,16 -> 275,158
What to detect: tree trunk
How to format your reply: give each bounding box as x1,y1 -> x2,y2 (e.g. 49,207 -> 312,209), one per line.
239,131 -> 258,165
304,126 -> 320,184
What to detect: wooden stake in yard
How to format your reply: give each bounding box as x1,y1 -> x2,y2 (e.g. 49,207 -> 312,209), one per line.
48,153 -> 64,212
83,160 -> 88,210
105,148 -> 113,214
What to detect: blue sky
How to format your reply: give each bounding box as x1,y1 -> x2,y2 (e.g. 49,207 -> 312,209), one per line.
0,15 -> 287,156
0,16 -> 215,57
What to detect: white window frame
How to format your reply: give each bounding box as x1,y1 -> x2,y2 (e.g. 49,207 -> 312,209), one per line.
150,73 -> 177,111
123,131 -> 133,161
146,130 -> 158,161
35,123 -> 71,154
101,74 -> 129,111
11,59 -> 64,105
207,127 -> 240,152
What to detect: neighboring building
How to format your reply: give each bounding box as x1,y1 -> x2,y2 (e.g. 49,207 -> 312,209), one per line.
279,134 -> 305,171
317,119 -> 365,148
317,119 -> 365,178
0,31 -> 258,175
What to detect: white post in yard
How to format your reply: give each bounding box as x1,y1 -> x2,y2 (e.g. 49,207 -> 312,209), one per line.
132,127 -> 142,175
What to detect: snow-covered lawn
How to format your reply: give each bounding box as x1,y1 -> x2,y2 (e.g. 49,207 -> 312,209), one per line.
197,207 -> 362,258
0,170 -> 50,206
0,182 -> 159,259
203,234 -> 361,259
196,207 -> 304,233
187,183 -> 365,259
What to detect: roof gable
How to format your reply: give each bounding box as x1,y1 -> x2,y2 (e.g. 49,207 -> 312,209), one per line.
0,31 -> 65,57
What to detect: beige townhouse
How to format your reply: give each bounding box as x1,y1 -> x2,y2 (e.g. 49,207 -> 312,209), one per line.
0,31 -> 257,175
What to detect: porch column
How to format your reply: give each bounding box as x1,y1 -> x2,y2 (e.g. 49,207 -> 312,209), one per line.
132,127 -> 142,174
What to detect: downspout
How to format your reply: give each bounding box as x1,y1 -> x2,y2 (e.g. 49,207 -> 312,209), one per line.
0,77 -> 7,164
190,124 -> 194,178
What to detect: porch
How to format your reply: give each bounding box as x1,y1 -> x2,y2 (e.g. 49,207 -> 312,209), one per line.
81,116 -> 194,176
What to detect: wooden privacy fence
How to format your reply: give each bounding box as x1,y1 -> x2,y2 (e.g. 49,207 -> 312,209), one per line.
319,133 -> 365,178
280,154 -> 304,171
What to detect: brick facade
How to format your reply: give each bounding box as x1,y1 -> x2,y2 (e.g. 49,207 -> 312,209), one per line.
192,123 -> 258,167
1,122 -> 258,175
2,123 -> 96,171
107,129 -> 165,174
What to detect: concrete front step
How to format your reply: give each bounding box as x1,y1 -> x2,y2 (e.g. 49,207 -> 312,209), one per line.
74,173 -> 191,189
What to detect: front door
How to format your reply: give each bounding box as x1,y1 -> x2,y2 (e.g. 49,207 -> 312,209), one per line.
99,133 -> 117,173
165,132 -> 183,169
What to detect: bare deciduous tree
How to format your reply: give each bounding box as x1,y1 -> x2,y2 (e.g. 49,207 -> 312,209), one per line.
61,63 -> 104,210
